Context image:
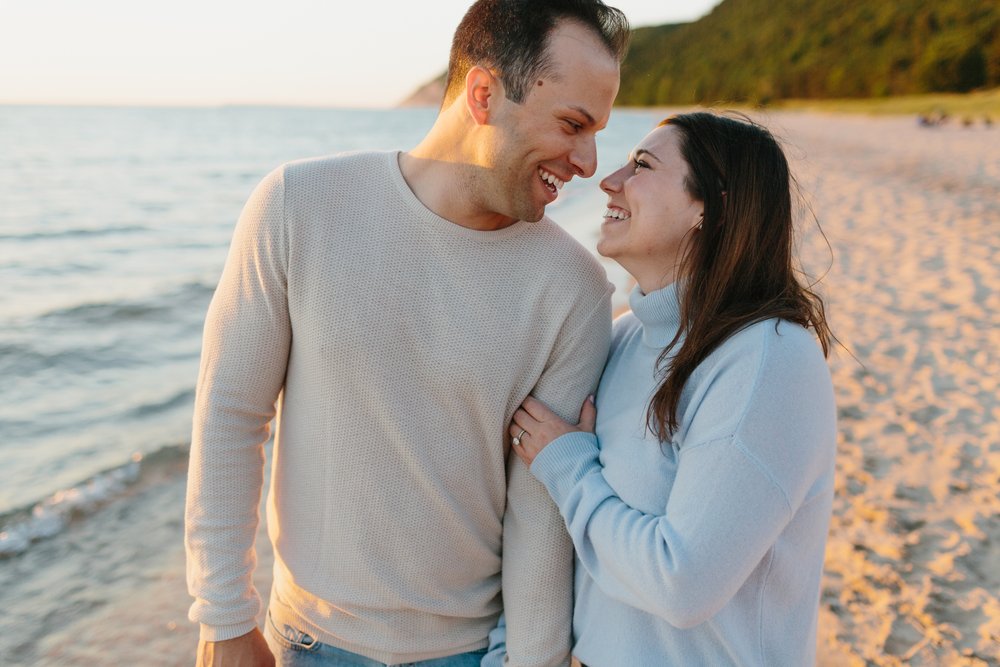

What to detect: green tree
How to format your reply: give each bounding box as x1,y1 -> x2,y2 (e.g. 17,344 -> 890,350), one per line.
918,35 -> 987,92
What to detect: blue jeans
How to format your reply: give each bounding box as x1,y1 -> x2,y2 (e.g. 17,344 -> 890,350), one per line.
264,611 -> 488,667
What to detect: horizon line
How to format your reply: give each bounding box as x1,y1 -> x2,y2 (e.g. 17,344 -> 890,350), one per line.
0,100 -> 420,111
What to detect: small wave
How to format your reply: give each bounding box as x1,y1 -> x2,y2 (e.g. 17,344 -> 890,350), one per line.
0,341 -> 143,378
40,300 -> 165,323
0,383 -> 196,441
37,280 -> 215,325
0,457 -> 142,556
0,443 -> 190,558
125,388 -> 195,420
0,225 -> 150,242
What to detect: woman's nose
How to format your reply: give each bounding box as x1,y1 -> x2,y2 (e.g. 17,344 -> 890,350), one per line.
600,165 -> 628,194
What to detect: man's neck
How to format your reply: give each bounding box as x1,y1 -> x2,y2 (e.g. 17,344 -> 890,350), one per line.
400,108 -> 518,232
398,151 -> 516,231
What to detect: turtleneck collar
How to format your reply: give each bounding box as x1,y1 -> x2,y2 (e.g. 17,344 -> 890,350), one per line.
628,281 -> 683,348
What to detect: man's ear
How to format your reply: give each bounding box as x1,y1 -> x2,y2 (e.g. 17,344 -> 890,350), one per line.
465,66 -> 500,126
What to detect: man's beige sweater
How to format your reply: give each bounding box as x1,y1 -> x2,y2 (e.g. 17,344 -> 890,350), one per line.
184,151 -> 612,665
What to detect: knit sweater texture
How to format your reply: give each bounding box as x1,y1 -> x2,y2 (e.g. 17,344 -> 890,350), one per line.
184,150 -> 612,665
531,282 -> 837,666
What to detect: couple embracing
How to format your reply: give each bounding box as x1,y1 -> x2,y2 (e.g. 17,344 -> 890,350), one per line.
185,1 -> 836,666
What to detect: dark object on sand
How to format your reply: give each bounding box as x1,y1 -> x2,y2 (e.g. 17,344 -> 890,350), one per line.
918,110 -> 949,127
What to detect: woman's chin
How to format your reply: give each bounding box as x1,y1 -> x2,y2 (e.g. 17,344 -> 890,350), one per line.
595,240 -> 615,259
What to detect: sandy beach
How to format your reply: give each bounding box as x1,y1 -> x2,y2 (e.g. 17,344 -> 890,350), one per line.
772,112 -> 1000,665
7,110 -> 998,665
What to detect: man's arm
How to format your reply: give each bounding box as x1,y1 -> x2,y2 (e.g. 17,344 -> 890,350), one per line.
498,285 -> 612,667
185,166 -> 291,655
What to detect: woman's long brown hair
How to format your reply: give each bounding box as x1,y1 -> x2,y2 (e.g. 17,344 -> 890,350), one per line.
647,112 -> 832,440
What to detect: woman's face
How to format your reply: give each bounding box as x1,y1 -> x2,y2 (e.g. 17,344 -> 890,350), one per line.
597,124 -> 703,293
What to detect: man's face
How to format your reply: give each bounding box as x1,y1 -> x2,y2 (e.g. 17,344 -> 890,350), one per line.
482,20 -> 620,223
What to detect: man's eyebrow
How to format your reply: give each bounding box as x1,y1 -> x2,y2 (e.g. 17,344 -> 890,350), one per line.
634,148 -> 662,163
568,106 -> 597,126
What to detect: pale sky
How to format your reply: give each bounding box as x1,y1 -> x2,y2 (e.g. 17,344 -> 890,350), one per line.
0,1 -> 722,108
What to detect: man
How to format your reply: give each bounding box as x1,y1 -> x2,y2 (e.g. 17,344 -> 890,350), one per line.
185,1 -> 629,665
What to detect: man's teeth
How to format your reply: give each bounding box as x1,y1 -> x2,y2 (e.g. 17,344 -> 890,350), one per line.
604,208 -> 630,220
539,168 -> 565,190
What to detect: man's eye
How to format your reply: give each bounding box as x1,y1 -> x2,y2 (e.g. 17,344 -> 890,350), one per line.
565,119 -> 582,132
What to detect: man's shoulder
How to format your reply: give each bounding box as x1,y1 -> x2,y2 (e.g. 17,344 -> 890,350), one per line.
281,150 -> 394,182
515,217 -> 611,302
262,151 -> 399,216
526,216 -> 607,279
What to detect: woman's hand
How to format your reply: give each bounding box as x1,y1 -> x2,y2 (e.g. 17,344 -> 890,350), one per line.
509,395 -> 596,467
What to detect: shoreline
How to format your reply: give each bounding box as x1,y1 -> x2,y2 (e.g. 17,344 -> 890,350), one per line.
7,87 -> 1000,119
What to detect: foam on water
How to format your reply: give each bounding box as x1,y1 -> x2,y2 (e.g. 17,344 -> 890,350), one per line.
0,455 -> 142,556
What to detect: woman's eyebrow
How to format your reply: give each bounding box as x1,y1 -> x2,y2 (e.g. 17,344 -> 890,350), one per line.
634,148 -> 661,163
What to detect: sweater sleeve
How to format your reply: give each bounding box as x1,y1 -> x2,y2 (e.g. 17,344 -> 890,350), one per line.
184,166 -> 292,641
532,434 -> 790,629
530,330 -> 835,629
499,284 -> 612,667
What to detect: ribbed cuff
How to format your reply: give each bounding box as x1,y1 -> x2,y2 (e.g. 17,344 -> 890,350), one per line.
199,620 -> 258,642
530,432 -> 601,506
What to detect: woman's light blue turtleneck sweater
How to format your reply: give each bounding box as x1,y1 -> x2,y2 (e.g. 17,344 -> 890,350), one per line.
530,283 -> 837,666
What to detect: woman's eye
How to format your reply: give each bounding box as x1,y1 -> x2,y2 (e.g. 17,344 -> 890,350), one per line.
632,158 -> 649,171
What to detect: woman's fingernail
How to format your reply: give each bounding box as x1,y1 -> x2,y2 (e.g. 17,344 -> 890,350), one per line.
588,394 -> 595,403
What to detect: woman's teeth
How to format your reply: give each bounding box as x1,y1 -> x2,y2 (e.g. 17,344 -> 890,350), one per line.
604,207 -> 630,220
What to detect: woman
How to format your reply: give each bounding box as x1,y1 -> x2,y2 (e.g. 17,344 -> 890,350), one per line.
508,112 -> 836,665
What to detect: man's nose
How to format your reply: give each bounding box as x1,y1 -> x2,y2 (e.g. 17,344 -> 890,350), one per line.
569,136 -> 598,178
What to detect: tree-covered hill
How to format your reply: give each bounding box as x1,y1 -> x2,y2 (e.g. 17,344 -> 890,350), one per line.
618,0 -> 1000,105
